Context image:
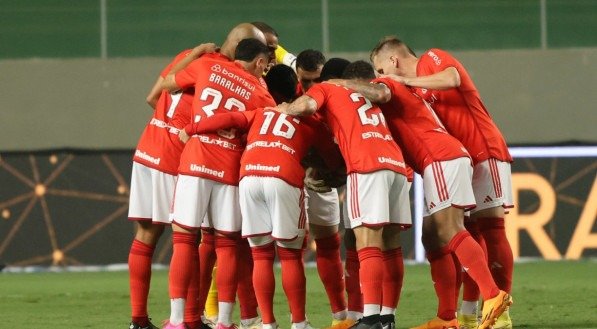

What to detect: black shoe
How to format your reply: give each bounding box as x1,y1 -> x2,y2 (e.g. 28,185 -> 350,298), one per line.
348,318 -> 383,329
380,314 -> 395,329
129,319 -> 159,329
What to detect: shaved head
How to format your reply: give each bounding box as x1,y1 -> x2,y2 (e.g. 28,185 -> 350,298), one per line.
220,23 -> 267,59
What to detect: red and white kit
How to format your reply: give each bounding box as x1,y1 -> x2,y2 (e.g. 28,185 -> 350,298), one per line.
374,77 -> 476,215
128,49 -> 194,224
170,53 -> 276,232
415,48 -> 513,211
306,82 -> 411,228
184,108 -> 340,245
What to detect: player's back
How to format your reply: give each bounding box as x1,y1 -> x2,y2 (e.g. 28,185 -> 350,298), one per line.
375,77 -> 469,174
177,55 -> 276,185
240,108 -> 328,188
133,50 -> 195,175
415,48 -> 511,164
306,83 -> 407,176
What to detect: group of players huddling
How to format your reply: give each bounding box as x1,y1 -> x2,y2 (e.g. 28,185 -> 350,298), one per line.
126,22 -> 514,329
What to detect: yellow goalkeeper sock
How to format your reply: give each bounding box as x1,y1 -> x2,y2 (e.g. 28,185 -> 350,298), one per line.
205,266 -> 219,320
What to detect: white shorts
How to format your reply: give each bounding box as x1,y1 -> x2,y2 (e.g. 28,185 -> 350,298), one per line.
422,157 -> 476,216
346,170 -> 411,228
170,174 -> 241,233
471,158 -> 514,213
128,162 -> 176,224
305,188 -> 340,226
240,176 -> 307,243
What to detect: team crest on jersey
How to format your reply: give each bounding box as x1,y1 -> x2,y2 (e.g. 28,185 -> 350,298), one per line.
211,64 -> 222,72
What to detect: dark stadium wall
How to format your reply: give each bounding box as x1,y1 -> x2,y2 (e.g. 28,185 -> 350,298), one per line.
0,48 -> 595,151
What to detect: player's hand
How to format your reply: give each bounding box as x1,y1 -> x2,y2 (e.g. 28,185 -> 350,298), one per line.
178,129 -> 191,144
192,43 -> 219,57
304,167 -> 332,193
273,102 -> 289,113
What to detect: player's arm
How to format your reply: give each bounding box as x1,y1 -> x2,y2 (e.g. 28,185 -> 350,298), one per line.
277,94 -> 318,116
145,76 -> 164,109
162,43 -> 218,92
179,112 -> 251,143
327,79 -> 391,104
384,66 -> 460,90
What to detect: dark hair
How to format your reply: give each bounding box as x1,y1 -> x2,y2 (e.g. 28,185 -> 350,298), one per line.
342,60 -> 376,80
296,49 -> 325,72
251,21 -> 278,37
319,58 -> 351,82
370,36 -> 417,61
264,64 -> 298,103
234,38 -> 270,62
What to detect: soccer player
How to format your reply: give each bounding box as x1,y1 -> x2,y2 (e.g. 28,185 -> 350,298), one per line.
278,59 -> 412,329
127,43 -> 218,329
160,36 -> 276,329
373,37 -> 515,329
296,53 -> 352,327
327,49 -> 512,329
180,63 -> 340,329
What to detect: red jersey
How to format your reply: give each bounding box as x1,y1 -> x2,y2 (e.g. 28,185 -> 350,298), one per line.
306,83 -> 407,176
185,108 -> 340,188
174,54 -> 276,185
415,48 -> 512,164
374,77 -> 470,174
133,50 -> 194,175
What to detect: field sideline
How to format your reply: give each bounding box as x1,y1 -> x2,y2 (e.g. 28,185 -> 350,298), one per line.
0,260 -> 595,329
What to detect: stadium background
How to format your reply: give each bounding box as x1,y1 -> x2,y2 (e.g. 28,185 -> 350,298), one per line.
0,0 -> 595,267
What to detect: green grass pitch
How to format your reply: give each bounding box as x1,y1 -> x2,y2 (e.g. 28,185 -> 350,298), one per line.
1,261 -> 596,328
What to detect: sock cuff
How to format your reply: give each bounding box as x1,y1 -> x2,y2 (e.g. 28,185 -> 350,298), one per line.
426,245 -> 450,261
346,249 -> 359,261
215,235 -> 239,248
357,246 -> 382,262
477,217 -> 505,230
277,246 -> 303,260
251,242 -> 275,260
131,239 -> 155,256
200,231 -> 215,245
382,247 -> 403,260
446,230 -> 471,252
173,231 -> 198,245
315,233 -> 341,250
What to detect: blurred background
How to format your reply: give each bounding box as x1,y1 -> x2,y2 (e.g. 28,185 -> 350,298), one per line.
0,0 -> 595,267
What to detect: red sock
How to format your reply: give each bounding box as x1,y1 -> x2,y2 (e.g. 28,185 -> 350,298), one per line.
251,243 -> 276,324
215,235 -> 239,303
358,247 -> 383,310
315,233 -> 347,313
129,239 -> 154,325
197,230 -> 216,314
345,248 -> 363,313
452,253 -> 462,307
170,232 -> 198,298
184,245 -> 201,324
427,246 -> 458,321
478,217 -> 514,293
462,219 -> 486,301
382,248 -> 404,310
447,231 -> 499,300
237,239 -> 258,320
278,246 -> 306,324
